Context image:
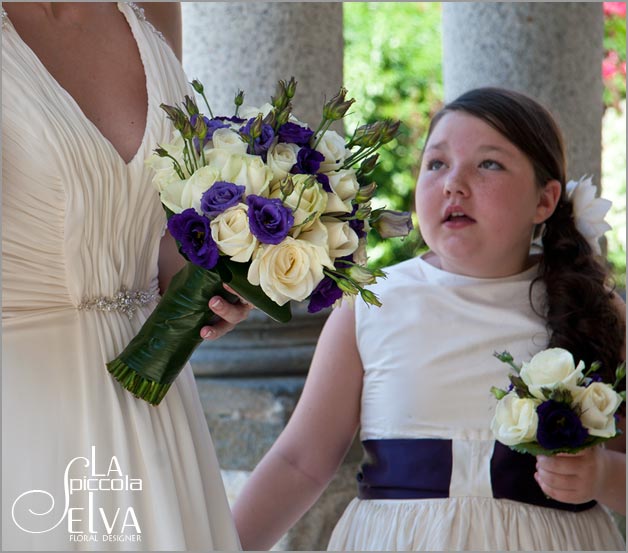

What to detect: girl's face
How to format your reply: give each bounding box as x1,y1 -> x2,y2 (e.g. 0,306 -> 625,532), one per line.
415,111 -> 560,277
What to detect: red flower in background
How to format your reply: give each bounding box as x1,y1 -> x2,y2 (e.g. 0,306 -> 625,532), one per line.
603,2 -> 627,17
603,51 -> 621,79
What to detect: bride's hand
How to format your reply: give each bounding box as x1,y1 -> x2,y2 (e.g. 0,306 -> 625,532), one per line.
200,283 -> 254,340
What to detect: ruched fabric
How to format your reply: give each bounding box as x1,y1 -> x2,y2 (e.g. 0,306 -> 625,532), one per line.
2,4 -> 240,550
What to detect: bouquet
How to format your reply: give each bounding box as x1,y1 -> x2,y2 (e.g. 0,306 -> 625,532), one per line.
107,77 -> 413,405
490,348 -> 625,455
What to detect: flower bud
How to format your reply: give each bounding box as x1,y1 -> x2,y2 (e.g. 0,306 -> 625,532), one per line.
348,265 -> 377,286
359,154 -> 379,175
184,95 -> 199,116
323,87 -> 356,121
380,120 -> 401,144
191,79 -> 205,95
193,114 -> 208,141
154,146 -> 169,158
248,114 -> 264,140
181,118 -> 194,140
285,77 -> 297,99
347,121 -> 385,148
355,204 -> 372,220
337,278 -> 359,295
272,80 -> 290,110
360,288 -> 382,307
234,90 -> 245,107
355,182 -> 377,203
276,105 -> 292,126
279,176 -> 295,197
370,209 -> 413,238
263,109 -> 277,129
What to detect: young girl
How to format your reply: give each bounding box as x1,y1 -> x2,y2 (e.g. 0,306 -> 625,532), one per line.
232,88 -> 626,551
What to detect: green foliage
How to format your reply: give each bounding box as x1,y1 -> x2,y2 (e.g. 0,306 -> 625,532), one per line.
343,2 -> 443,269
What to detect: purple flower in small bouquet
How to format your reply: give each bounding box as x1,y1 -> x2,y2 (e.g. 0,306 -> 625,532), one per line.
106,77 -> 413,405
490,348 -> 625,455
535,400 -> 589,450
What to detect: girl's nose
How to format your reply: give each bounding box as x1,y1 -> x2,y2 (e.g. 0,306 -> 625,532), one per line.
443,167 -> 471,197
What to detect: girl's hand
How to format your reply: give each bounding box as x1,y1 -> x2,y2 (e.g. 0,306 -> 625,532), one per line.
200,284 -> 253,340
535,447 -> 606,505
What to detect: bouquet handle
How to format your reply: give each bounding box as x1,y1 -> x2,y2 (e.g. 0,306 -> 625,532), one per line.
107,261 -> 291,405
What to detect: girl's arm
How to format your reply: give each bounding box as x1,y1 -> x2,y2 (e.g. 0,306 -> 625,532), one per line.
535,291 -> 626,514
233,302 -> 364,550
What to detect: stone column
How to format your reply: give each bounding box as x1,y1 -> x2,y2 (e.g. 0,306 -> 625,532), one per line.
183,2 -> 343,128
182,4 -> 355,551
442,2 -> 604,182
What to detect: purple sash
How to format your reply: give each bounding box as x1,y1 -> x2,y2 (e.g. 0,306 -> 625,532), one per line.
357,439 -> 596,512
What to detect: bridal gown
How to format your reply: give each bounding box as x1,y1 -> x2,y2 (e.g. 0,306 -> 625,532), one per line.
2,3 -> 240,550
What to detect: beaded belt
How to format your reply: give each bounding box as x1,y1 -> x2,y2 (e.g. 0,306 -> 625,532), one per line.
356,439 -> 596,512
77,288 -> 158,319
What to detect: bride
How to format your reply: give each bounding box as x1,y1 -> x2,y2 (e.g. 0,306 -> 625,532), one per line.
2,3 -> 250,550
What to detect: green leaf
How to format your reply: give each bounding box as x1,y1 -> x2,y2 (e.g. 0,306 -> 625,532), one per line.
490,386 -> 508,400
508,435 -> 611,457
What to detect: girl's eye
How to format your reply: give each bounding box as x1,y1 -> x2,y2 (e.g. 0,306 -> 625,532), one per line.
479,159 -> 504,170
426,159 -> 445,170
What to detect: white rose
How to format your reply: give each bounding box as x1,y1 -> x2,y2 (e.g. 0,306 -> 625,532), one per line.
325,170 -> 360,214
490,392 -> 540,446
566,175 -> 612,256
272,175 -> 327,234
248,237 -> 333,305
160,166 -> 220,214
520,348 -> 585,399
267,142 -> 300,183
313,130 -> 349,173
297,219 -> 329,250
220,153 -> 272,197
238,103 -> 274,121
210,204 -> 258,263
573,382 -> 622,438
321,217 -> 359,259
210,128 -> 248,154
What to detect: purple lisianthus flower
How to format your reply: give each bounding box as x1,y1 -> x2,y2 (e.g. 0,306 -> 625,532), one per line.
278,122 -> 314,146
201,181 -> 246,218
167,208 -> 219,270
316,172 -> 331,192
216,115 -> 246,124
240,118 -> 275,159
308,276 -> 343,313
291,147 -> 325,175
536,400 -> 589,450
247,195 -> 294,245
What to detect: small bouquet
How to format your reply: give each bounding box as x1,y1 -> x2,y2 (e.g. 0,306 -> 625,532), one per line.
107,77 -> 412,405
490,348 -> 625,455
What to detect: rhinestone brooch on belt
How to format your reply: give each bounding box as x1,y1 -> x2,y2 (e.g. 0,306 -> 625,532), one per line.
78,289 -> 158,319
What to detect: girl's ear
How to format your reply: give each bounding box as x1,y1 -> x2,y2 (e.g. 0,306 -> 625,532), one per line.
533,179 -> 562,224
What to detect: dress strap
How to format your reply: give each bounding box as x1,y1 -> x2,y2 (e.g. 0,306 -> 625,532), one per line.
121,2 -> 167,44
1,4 -> 12,30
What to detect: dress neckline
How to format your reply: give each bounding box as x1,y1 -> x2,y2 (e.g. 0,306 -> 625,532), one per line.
2,2 -> 152,168
414,253 -> 540,285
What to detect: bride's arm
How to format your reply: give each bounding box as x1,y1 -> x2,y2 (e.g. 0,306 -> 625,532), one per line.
137,3 -> 182,60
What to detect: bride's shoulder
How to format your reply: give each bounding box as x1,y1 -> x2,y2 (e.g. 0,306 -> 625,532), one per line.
135,3 -> 182,60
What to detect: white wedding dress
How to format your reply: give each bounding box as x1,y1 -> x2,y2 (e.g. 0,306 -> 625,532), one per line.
2,3 -> 240,550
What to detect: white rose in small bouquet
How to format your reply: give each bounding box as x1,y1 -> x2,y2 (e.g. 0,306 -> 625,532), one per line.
490,393 -> 540,446
520,348 -> 585,399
